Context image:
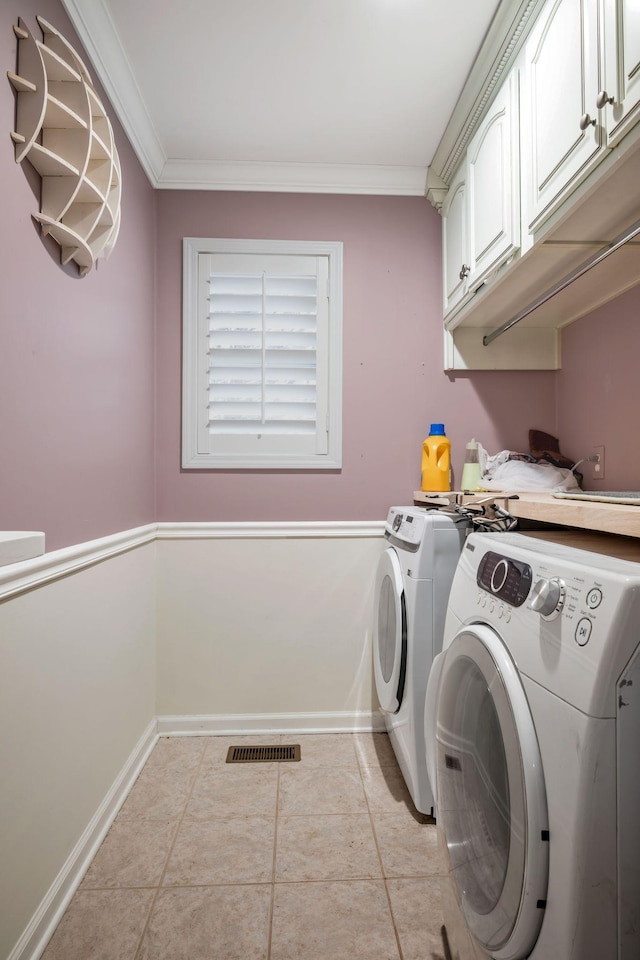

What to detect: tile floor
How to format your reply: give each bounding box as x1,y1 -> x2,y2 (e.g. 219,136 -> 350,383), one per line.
41,733 -> 448,960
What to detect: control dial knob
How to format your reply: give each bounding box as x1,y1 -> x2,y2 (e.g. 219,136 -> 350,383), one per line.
530,578 -> 565,619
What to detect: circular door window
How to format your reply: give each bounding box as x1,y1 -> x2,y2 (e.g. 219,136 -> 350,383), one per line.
373,548 -> 407,714
436,624 -> 549,960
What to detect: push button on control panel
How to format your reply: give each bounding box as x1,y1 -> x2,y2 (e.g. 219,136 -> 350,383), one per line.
586,588 -> 602,610
575,618 -> 593,646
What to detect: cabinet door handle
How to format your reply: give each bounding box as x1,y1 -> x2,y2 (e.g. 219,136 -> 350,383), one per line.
579,113 -> 596,130
459,264 -> 470,280
596,90 -> 614,109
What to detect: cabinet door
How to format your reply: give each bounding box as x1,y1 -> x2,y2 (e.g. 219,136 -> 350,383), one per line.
603,0 -> 640,144
442,170 -> 468,317
523,0 -> 602,232
467,71 -> 520,288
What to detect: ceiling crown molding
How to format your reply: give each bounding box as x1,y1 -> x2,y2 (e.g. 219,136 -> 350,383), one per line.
61,0 -> 166,185
158,158 -> 428,195
61,0 -> 428,195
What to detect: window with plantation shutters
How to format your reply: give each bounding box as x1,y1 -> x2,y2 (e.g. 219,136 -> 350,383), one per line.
182,238 -> 342,469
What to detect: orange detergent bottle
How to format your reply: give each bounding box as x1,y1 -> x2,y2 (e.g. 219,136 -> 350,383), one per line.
421,423 -> 451,492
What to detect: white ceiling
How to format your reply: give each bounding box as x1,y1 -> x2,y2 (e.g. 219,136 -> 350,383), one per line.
61,0 -> 501,194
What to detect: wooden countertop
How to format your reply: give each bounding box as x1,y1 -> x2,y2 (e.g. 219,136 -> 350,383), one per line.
412,491 -> 640,539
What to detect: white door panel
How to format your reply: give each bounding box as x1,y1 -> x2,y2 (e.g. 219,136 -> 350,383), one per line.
603,0 -> 640,143
468,72 -> 520,287
524,0 -> 602,232
442,174 -> 468,316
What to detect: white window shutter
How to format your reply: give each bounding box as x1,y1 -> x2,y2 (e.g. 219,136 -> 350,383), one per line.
183,239 -> 341,469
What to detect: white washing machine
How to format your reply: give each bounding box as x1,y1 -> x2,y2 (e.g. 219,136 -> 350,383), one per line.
425,529 -> 640,960
373,506 -> 468,816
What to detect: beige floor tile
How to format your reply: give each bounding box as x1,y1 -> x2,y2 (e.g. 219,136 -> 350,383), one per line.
387,878 -> 447,960
163,816 -> 275,885
41,889 -> 153,960
275,814 -> 382,881
144,736 -> 206,775
278,765 -> 368,816
138,885 -> 271,960
80,819 -> 176,889
117,767 -> 194,820
270,880 -> 400,960
373,815 -> 448,877
354,732 -> 398,768
294,733 -> 358,767
41,735 -> 452,960
360,764 -> 419,818
185,765 -> 278,820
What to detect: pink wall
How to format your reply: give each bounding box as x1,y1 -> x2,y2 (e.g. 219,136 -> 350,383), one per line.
0,0 -> 156,551
9,2 -> 610,541
557,284 -> 640,490
155,191 -> 557,520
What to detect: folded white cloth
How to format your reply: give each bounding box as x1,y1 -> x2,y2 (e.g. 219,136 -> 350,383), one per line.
480,451 -> 580,493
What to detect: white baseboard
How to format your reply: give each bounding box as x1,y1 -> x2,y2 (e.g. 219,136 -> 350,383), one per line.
156,711 -> 386,736
10,719 -> 158,960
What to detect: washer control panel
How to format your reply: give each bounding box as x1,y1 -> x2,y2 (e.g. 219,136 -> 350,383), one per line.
456,530 -> 640,716
477,551 -> 532,607
469,541 -> 628,651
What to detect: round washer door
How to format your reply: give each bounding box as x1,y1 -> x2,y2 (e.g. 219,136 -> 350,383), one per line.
373,547 -> 407,714
435,623 -> 549,960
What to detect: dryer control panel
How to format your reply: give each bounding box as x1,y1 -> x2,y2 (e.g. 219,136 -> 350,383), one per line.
386,510 -> 423,548
477,551 -> 532,607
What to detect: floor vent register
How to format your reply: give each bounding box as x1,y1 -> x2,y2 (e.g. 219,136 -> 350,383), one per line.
225,744 -> 301,763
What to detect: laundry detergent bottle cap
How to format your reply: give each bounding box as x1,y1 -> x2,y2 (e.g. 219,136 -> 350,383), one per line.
460,438 -> 482,492
421,424 -> 451,492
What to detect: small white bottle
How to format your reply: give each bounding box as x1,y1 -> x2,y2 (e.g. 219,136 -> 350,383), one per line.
460,438 -> 482,491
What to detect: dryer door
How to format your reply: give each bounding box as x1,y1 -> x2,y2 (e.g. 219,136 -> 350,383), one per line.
373,547 -> 407,714
435,623 -> 549,960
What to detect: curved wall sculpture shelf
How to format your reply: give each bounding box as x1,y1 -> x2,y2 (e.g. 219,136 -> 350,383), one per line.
7,16 -> 122,276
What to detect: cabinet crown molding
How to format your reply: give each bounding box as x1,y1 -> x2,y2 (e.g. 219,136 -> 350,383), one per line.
428,0 -> 545,193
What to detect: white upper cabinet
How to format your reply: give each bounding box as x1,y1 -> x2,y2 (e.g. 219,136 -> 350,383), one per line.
442,169 -> 468,316
602,0 -> 640,145
429,0 -> 640,370
442,68 -> 519,320
522,0 -> 602,233
467,70 -> 520,287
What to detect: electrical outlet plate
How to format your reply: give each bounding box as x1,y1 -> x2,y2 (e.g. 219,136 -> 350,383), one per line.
593,445 -> 605,480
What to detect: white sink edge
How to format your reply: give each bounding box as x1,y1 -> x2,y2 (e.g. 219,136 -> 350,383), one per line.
0,532 -> 46,566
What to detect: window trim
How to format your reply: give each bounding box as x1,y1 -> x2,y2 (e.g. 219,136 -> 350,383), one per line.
182,237 -> 343,470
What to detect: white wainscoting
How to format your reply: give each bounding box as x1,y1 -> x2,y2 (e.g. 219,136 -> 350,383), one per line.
155,521 -> 386,730
0,531 -> 157,960
1,519 -> 385,960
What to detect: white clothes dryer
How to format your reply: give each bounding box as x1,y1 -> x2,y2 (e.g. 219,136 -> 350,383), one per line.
425,529 -> 640,960
373,506 -> 468,816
